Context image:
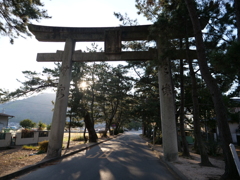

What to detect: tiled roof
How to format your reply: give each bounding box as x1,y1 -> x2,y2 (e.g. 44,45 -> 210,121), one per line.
0,113 -> 14,117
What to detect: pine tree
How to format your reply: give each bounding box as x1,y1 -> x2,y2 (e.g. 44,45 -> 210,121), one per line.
185,0 -> 239,178
0,0 -> 50,43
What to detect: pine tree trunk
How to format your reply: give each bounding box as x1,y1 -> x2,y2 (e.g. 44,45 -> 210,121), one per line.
83,126 -> 87,143
186,35 -> 212,166
179,58 -> 190,157
147,127 -> 152,138
104,121 -> 110,137
84,112 -> 98,142
177,135 -> 183,152
185,0 -> 238,178
187,56 -> 213,166
234,0 -> 240,42
115,122 -> 120,133
67,116 -> 71,149
143,123 -> 147,136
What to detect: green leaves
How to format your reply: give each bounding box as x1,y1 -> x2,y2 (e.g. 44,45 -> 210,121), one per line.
38,121 -> 46,130
19,119 -> 36,129
0,88 -> 9,103
8,69 -> 58,99
0,0 -> 51,43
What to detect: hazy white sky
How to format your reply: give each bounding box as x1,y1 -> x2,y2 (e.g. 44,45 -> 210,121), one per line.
0,0 -> 150,92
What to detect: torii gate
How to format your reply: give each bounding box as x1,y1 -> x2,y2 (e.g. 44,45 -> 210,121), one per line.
28,24 -> 196,162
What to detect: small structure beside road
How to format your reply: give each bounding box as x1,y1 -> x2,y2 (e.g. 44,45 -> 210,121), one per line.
0,113 -> 14,131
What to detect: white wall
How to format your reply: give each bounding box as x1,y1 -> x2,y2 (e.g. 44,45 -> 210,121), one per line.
15,131 -> 50,146
0,133 -> 11,147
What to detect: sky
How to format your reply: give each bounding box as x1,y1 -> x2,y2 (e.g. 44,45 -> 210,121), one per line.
0,0 -> 151,92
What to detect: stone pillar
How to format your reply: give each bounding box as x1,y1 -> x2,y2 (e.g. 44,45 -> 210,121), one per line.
157,38 -> 178,162
47,38 -> 75,158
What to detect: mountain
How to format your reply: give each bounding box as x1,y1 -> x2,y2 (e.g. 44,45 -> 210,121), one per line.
0,93 -> 56,125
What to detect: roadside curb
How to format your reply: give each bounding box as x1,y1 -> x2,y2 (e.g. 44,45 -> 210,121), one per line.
162,160 -> 189,180
0,134 -> 121,180
147,142 -> 189,180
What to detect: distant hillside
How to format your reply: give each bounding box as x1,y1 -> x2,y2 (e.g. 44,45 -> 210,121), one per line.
0,93 -> 56,125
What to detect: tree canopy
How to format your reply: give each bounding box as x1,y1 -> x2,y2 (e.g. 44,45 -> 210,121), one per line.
0,88 -> 9,103
0,0 -> 50,43
20,119 -> 36,129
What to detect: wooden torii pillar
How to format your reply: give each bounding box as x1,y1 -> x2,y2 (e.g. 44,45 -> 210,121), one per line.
28,24 -> 196,161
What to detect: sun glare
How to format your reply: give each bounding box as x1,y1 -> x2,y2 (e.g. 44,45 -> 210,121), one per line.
80,82 -> 87,89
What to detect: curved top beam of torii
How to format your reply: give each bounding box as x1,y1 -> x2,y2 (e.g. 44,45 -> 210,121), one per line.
28,16 -> 208,43
28,24 -> 199,62
28,24 -> 152,42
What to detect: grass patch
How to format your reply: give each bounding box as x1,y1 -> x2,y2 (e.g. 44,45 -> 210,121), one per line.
63,133 -> 86,142
22,145 -> 39,151
72,136 -> 85,141
63,137 -> 68,142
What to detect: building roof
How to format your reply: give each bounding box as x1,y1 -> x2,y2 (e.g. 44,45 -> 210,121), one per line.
0,113 -> 14,117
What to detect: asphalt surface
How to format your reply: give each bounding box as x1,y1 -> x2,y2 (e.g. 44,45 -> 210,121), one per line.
16,131 -> 183,180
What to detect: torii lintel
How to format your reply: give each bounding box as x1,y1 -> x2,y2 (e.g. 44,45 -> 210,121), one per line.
36,49 -> 197,62
28,24 -> 151,42
28,18 -> 208,43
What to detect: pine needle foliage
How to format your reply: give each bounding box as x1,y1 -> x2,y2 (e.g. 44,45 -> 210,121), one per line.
0,0 -> 51,43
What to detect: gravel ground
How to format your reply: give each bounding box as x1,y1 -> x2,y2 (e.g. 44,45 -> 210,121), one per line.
0,146 -> 46,177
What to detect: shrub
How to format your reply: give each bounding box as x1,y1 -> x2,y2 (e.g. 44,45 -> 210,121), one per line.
21,129 -> 34,138
110,130 -> 114,135
98,130 -> 106,137
47,124 -> 51,130
114,129 -> 119,135
39,131 -> 48,137
38,121 -> 47,130
205,140 -> 221,156
119,129 -> 124,133
38,140 -> 49,153
72,136 -> 85,141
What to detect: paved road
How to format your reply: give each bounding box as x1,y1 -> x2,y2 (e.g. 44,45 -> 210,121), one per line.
17,131 -> 182,180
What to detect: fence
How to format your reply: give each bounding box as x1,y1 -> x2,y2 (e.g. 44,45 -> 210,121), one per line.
0,131 -> 109,147
0,131 -> 50,147
15,131 -> 50,146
